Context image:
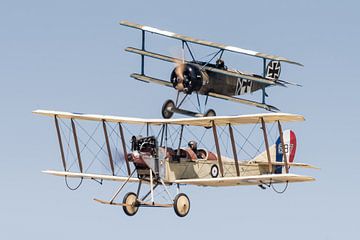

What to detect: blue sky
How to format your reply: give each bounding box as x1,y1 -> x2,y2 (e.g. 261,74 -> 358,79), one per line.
1,0 -> 359,239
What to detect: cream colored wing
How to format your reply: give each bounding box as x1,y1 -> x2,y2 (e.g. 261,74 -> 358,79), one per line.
43,170 -> 140,183
174,173 -> 315,187
33,109 -> 304,127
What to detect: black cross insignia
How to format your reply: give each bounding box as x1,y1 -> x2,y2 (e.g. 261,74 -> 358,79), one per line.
266,61 -> 281,80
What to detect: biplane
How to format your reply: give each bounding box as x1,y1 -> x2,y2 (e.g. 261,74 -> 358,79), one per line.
34,109 -> 316,217
120,21 -> 303,118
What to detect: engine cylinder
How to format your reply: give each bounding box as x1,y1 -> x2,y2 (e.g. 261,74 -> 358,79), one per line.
170,63 -> 203,94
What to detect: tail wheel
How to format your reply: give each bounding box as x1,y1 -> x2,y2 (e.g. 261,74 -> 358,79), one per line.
123,192 -> 139,216
161,99 -> 175,119
173,193 -> 190,217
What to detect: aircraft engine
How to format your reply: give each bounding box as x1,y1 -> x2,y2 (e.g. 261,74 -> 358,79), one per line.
170,63 -> 205,94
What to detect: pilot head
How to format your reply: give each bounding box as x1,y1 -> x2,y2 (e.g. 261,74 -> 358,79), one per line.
216,59 -> 225,69
188,140 -> 197,151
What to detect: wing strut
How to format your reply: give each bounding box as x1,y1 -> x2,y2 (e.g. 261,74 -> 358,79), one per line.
277,120 -> 289,173
141,30 -> 145,75
54,116 -> 67,171
228,124 -> 240,176
102,120 -> 115,176
260,117 -> 272,173
211,121 -> 224,177
71,119 -> 83,173
119,123 -> 131,176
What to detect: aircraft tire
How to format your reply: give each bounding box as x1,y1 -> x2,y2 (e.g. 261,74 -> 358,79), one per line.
204,109 -> 216,117
123,192 -> 139,216
173,193 -> 190,217
204,109 -> 216,129
161,99 -> 175,119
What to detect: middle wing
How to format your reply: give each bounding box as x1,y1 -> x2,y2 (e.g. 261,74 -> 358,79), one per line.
126,47 -> 279,86
129,73 -> 279,112
174,173 -> 315,187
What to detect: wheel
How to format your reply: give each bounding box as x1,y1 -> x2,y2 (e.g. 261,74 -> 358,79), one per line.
173,193 -> 190,217
204,109 -> 216,117
122,192 -> 139,216
204,109 -> 216,129
161,99 -> 175,119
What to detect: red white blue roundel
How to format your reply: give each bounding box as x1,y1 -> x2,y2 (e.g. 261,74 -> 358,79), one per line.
275,130 -> 297,174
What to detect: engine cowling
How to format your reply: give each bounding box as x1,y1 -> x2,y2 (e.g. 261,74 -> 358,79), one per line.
170,63 -> 204,94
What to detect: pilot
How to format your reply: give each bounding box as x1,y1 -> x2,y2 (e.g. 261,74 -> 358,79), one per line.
188,140 -> 206,159
216,59 -> 227,70
188,140 -> 198,152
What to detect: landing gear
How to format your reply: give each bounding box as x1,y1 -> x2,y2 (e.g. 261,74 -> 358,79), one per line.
122,192 -> 139,216
173,193 -> 190,217
161,99 -> 216,119
161,99 -> 175,119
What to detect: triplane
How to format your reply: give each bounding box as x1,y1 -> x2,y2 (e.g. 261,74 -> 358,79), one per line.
120,21 -> 303,118
34,110 -> 316,217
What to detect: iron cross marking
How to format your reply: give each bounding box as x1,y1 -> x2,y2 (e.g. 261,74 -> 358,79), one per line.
266,61 -> 281,80
235,78 -> 252,95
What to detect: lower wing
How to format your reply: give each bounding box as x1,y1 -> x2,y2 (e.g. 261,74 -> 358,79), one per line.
174,173 -> 315,187
43,170 -> 140,183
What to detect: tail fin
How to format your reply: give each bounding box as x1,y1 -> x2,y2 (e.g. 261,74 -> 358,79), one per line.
253,130 -> 297,174
275,130 -> 297,173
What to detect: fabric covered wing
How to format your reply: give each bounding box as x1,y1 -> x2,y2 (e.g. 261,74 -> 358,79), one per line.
33,110 -> 304,127
120,21 -> 303,66
207,92 -> 279,112
174,173 -> 315,187
43,170 -> 140,183
130,73 -> 173,88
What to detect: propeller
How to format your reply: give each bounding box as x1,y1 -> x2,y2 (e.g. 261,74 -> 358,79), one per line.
174,59 -> 186,91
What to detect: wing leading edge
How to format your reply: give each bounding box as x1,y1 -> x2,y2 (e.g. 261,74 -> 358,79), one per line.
120,20 -> 303,66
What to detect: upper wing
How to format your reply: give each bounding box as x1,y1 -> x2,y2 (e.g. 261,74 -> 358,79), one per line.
33,109 -> 304,127
43,170 -> 140,183
120,21 -> 303,66
174,173 -> 315,187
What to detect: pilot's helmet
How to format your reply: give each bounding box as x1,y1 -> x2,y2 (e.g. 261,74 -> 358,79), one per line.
188,140 -> 197,150
216,59 -> 224,67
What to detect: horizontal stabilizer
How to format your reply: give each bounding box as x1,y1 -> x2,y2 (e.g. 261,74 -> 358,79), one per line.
255,161 -> 319,169
276,79 -> 303,87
